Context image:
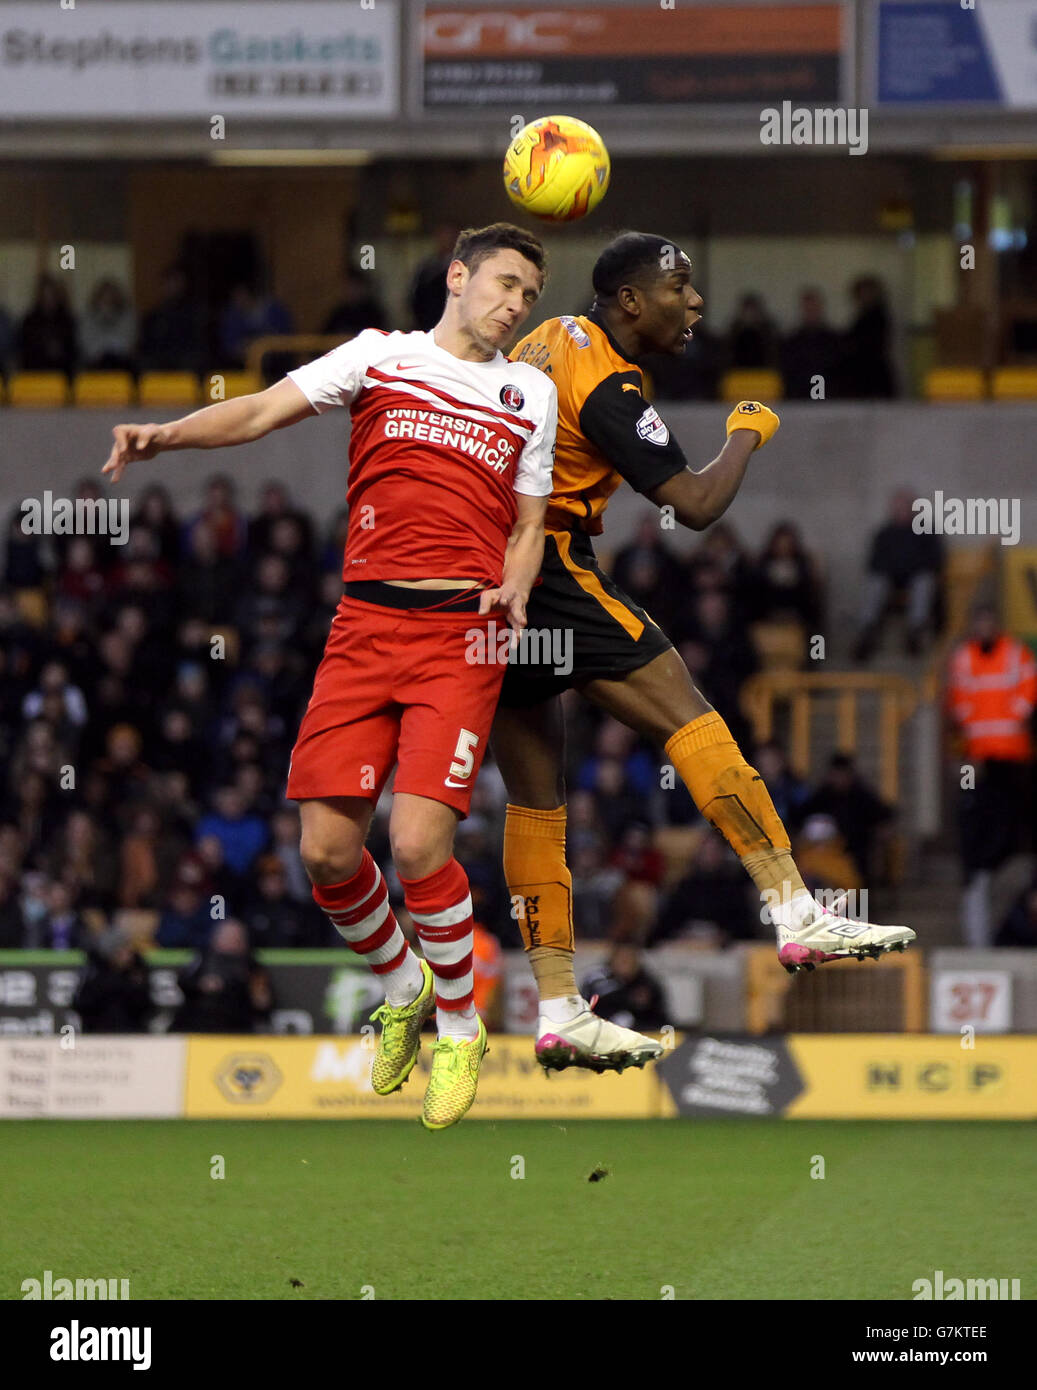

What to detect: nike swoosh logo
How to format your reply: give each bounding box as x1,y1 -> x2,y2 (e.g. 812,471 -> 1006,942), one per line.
396,362 -> 414,371
444,778 -> 469,789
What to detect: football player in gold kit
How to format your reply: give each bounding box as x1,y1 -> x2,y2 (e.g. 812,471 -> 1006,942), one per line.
492,232 -> 914,1072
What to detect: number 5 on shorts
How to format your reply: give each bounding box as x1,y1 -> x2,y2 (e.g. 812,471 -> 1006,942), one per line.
449,728 -> 479,780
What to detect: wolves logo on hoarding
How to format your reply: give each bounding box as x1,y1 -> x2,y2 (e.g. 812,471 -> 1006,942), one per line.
500,383 -> 525,411
635,405 -> 669,446
215,1053 -> 283,1104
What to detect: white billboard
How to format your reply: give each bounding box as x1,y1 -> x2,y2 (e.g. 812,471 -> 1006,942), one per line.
0,1 -> 399,118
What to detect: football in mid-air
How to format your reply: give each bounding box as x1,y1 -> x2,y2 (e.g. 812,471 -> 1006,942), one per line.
503,115 -> 611,223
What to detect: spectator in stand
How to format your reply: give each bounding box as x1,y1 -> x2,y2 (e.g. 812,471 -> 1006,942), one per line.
169,919 -> 272,1033
852,488 -> 944,660
42,810 -> 119,913
92,723 -> 153,810
580,944 -> 667,1032
268,806 -> 312,903
242,854 -> 324,947
55,537 -> 107,612
157,856 -> 214,949
726,292 -> 779,369
80,279 -> 135,372
674,589 -> 759,747
177,518 -> 241,626
752,740 -> 810,828
193,836 -> 248,914
796,753 -> 893,884
322,263 -> 388,337
17,273 -> 78,376
218,282 -> 294,370
134,485 -> 181,568
780,287 -> 841,400
5,507 -> 51,594
684,521 -> 755,622
996,878 -> 1037,948
947,604 -> 1036,948
31,880 -> 86,951
118,803 -> 184,911
73,926 -> 152,1033
609,513 -> 686,634
22,660 -> 88,731
751,521 -> 823,629
653,831 -> 759,945
0,872 -> 26,948
409,223 -> 459,330
570,840 -> 624,941
793,813 -> 864,898
248,481 -> 314,561
234,554 -> 307,648
184,475 -> 248,561
151,706 -> 211,796
839,274 -> 896,398
196,785 -> 268,877
138,263 -> 206,373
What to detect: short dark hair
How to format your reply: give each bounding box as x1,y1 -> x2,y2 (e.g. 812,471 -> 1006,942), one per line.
452,222 -> 547,278
592,231 -> 684,301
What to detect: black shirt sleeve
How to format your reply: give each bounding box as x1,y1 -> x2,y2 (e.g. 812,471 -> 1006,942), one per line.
577,371 -> 689,495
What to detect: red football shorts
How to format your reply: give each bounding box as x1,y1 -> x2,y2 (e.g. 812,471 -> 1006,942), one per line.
285,596 -> 505,816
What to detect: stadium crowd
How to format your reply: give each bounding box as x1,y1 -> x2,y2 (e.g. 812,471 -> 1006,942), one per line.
0,265 -> 898,401
1,472 -> 913,969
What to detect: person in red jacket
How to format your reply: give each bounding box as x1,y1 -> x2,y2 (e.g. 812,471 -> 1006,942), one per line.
947,603 -> 1036,946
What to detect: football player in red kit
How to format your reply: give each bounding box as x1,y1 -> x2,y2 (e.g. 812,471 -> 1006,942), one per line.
103,223 -> 557,1128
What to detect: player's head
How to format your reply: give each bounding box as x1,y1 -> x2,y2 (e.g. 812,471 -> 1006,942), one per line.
442,222 -> 547,357
591,232 -> 702,355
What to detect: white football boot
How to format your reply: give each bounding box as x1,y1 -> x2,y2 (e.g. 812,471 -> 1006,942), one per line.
776,893 -> 916,974
535,998 -> 664,1074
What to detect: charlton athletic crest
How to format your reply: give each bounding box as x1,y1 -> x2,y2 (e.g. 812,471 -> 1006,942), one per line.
500,384 -> 525,411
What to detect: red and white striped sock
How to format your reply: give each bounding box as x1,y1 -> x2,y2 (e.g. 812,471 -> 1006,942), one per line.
400,858 -> 478,1040
312,851 -> 424,1007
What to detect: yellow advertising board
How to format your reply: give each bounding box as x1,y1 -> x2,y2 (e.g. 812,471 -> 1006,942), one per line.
785,1035 -> 1037,1119
184,1035 -> 665,1119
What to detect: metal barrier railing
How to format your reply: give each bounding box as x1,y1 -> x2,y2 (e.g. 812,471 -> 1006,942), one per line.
740,670 -> 918,806
245,334 -> 352,380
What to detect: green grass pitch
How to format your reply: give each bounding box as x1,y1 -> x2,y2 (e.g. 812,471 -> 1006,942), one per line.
4,1120 -> 1034,1300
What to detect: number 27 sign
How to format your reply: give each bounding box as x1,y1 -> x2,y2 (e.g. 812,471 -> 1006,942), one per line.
931,972 -> 1012,1034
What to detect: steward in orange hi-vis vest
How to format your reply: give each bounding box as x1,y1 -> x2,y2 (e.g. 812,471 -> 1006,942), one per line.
947,632 -> 1037,762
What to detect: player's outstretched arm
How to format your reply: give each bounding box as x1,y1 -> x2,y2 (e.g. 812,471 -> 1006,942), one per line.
646,401 -> 779,531
478,493 -> 547,634
102,378 -> 315,483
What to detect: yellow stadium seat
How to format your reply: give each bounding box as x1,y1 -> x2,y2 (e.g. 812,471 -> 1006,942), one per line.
72,371 -> 135,407
720,369 -> 784,403
991,367 -> 1037,400
923,367 -> 986,401
750,620 -> 807,671
203,371 -> 262,402
137,372 -> 201,407
7,372 -> 69,406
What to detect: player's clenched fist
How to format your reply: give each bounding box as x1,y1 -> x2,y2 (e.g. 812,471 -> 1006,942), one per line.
725,400 -> 780,450
102,423 -> 167,484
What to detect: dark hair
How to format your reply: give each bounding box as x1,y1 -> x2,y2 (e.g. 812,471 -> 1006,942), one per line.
451,222 -> 547,278
592,231 -> 684,301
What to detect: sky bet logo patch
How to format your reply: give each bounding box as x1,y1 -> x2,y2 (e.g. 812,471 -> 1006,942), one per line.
636,405 -> 669,446
499,384 -> 525,411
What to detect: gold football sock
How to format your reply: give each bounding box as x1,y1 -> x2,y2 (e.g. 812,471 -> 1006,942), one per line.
503,804 -> 575,953
664,712 -> 807,907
